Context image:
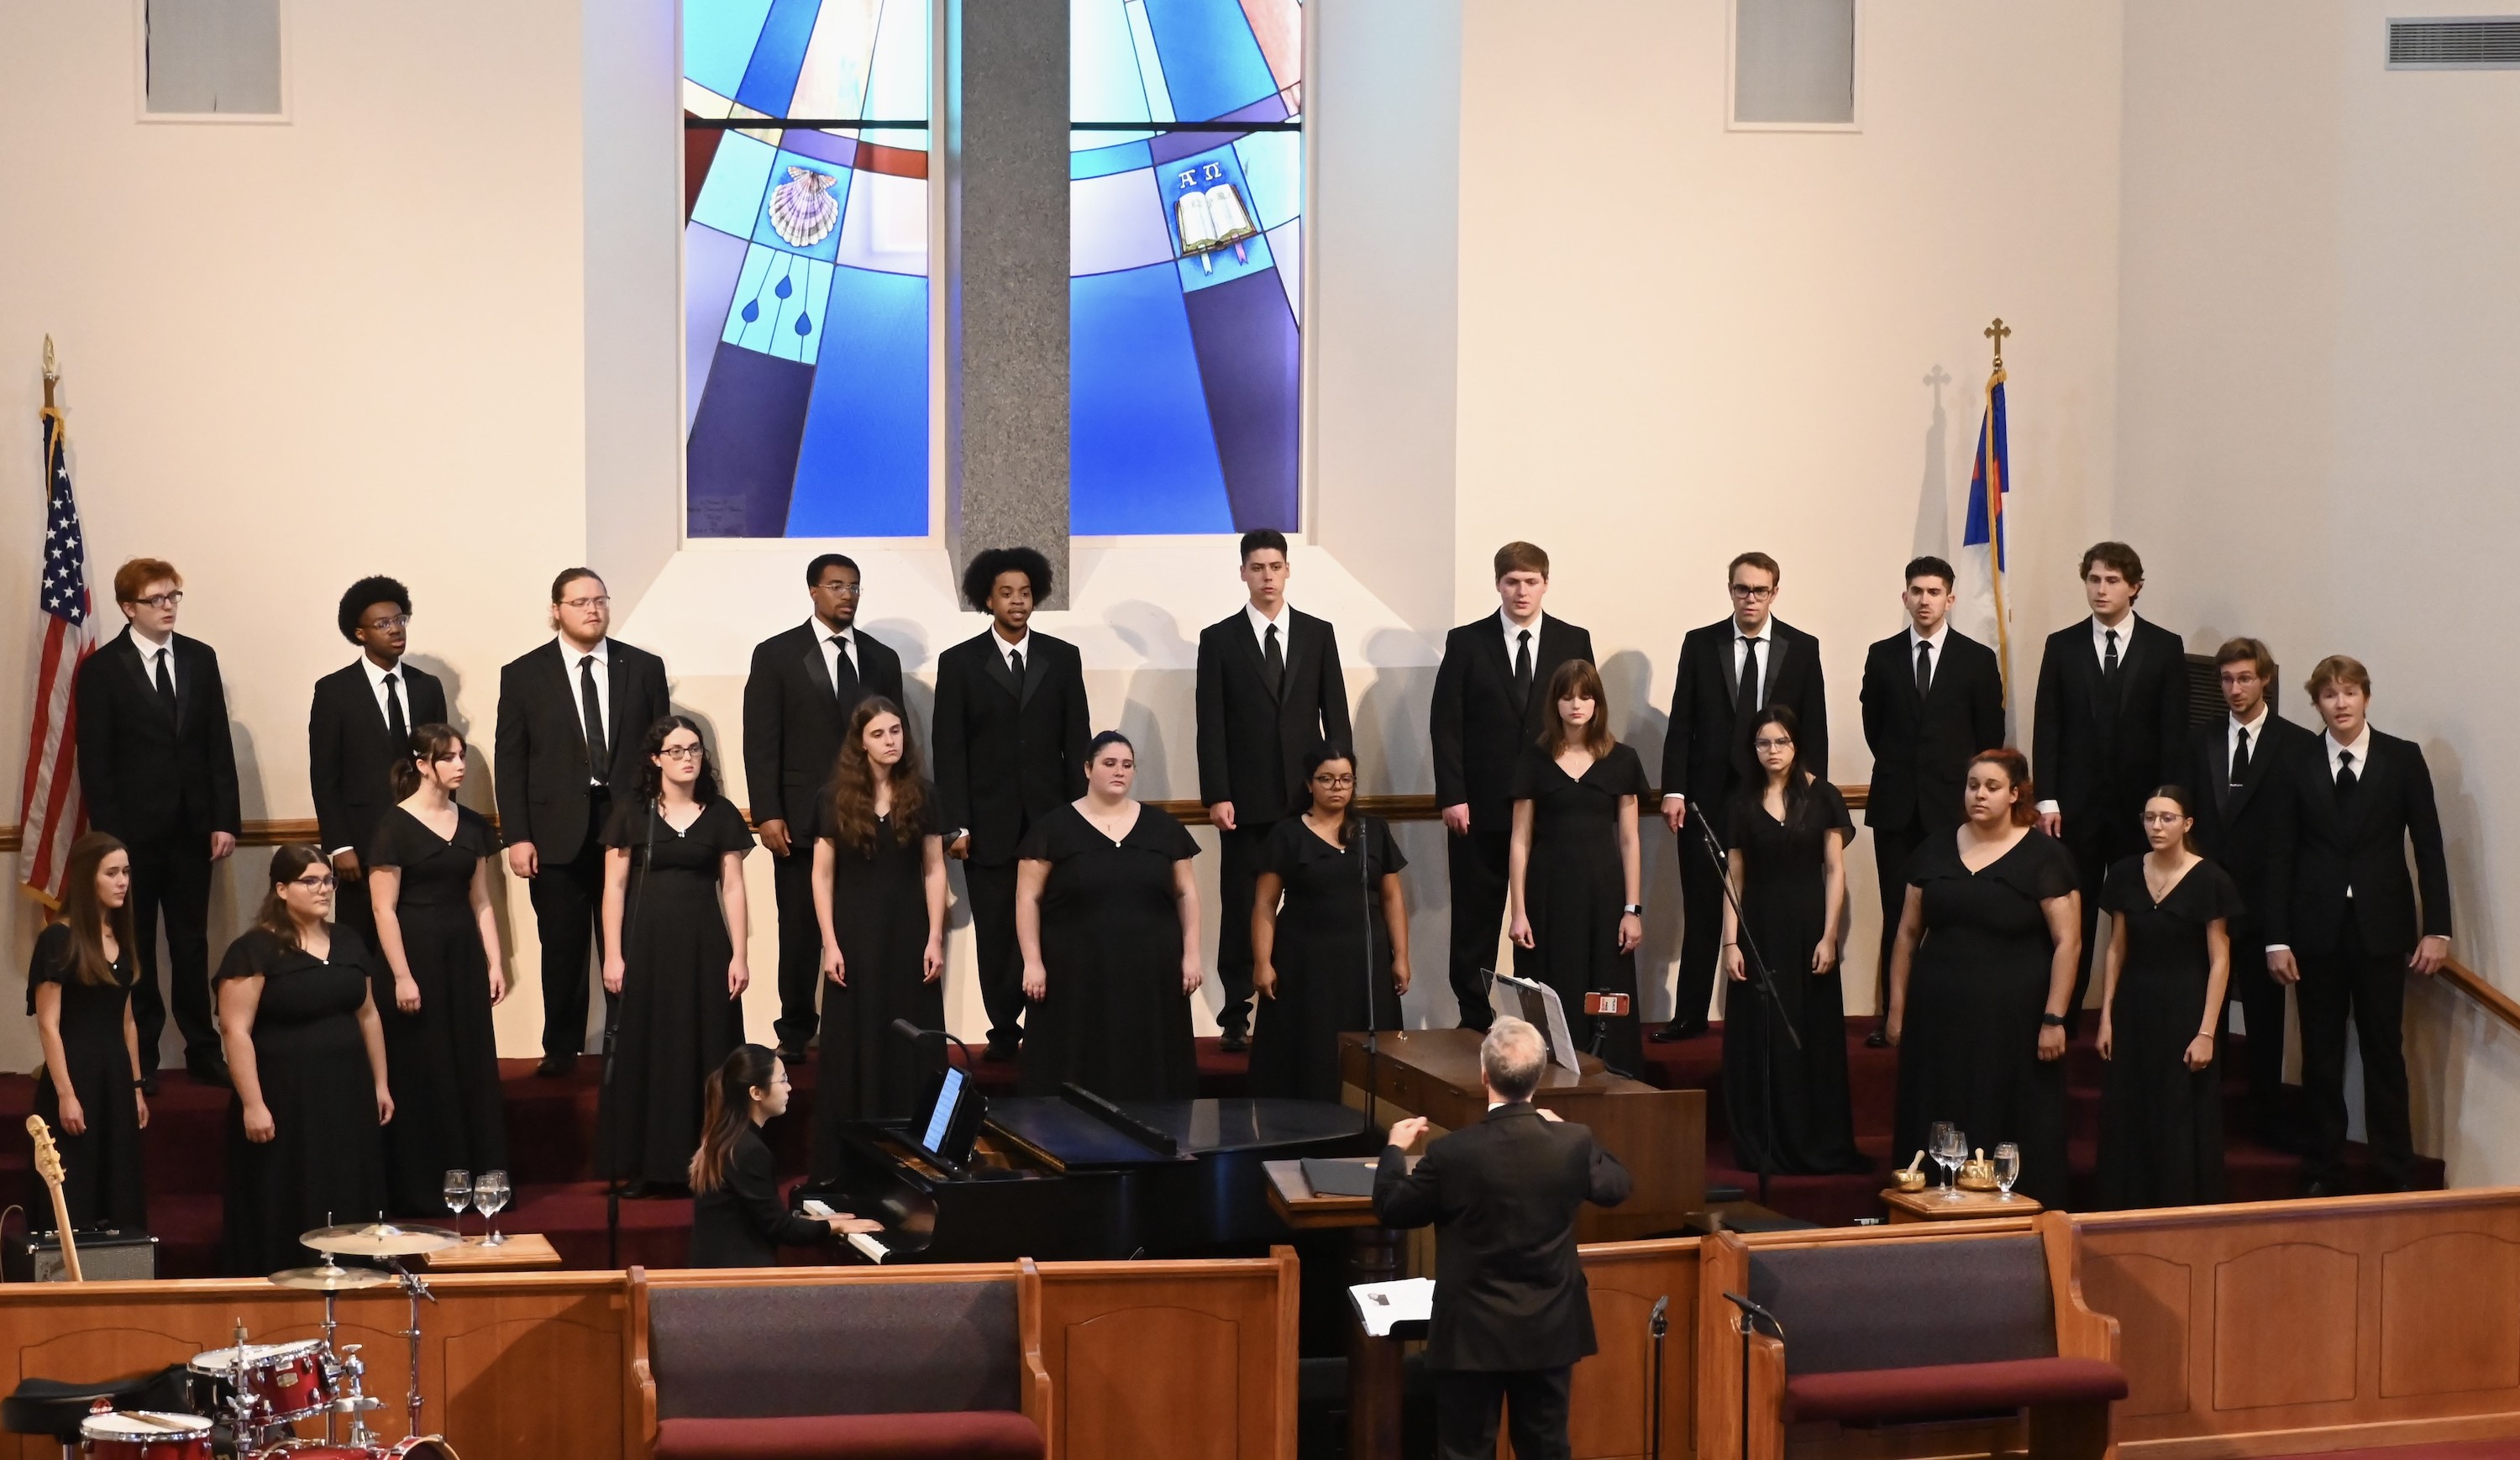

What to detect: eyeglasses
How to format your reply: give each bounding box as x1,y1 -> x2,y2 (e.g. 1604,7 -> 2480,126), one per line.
658,745 -> 706,761
1751,738 -> 1794,752
1311,774 -> 1357,787
362,614 -> 411,631
816,580 -> 863,596
559,596 -> 611,611
1729,583 -> 1777,600
2140,811 -> 2188,825
291,874 -> 339,890
129,591 -> 184,610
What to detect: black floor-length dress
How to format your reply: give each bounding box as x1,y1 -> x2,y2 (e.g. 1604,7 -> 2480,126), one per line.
1721,782 -> 1868,1176
2097,854 -> 2242,1209
25,925 -> 147,1232
1247,816 -> 1407,1101
368,805 -> 509,1216
1511,742 -> 1651,1073
598,796 -> 753,1185
809,788 -> 948,1181
217,927 -> 388,1275
1019,804 -> 1201,1101
1893,830 -> 2078,1209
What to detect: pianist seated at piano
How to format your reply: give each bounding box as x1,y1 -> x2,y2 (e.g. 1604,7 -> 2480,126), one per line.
688,1043 -> 878,1268
1016,731 -> 1205,1101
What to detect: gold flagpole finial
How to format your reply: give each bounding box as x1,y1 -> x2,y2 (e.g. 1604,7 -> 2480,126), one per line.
40,335 -> 59,412
1984,318 -> 2011,370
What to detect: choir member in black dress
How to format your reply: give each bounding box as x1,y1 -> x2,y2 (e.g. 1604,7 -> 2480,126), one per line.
1509,659 -> 1650,1073
689,1044 -> 877,1268
1887,749 -> 2081,1209
216,846 -> 393,1276
1719,708 -> 1866,1175
1017,732 -> 1205,1100
809,697 -> 948,1179
2097,787 -> 2241,1208
367,723 -> 511,1217
1247,746 -> 1411,1100
599,717 -> 755,1195
26,833 -> 148,1232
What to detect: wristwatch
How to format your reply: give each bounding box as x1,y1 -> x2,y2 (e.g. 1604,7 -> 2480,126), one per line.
1621,903 -> 1644,916
2040,1012 -> 2066,1027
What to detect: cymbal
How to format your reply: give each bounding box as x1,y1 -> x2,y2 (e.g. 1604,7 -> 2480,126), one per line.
269,1262 -> 395,1291
299,1221 -> 460,1257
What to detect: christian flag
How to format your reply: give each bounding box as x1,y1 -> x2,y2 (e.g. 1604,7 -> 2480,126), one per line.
17,397 -> 100,904
1958,362 -> 2012,700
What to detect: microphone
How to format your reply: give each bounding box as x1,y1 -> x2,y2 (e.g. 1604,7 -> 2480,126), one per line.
1648,1294 -> 1669,1337
890,1018 -> 979,1076
1721,1291 -> 1784,1338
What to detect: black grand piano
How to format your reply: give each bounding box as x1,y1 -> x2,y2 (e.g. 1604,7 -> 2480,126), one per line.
805,1073 -> 1374,1263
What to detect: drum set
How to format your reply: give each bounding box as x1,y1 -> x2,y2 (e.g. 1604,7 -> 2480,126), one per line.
74,1221 -> 466,1460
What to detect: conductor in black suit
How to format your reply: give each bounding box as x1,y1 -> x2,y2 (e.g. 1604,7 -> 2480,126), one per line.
493,568 -> 674,1075
1374,1016 -> 1631,1460
75,557 -> 240,1089
2031,541 -> 2188,1026
1196,529 -> 1352,1052
742,553 -> 907,1060
2186,637 -> 2317,1148
1859,556 -> 2004,1042
310,575 -> 449,951
1657,552 -> 1828,1040
932,548 -> 1091,1062
2264,656 -> 2452,1195
1431,543 -> 1594,1031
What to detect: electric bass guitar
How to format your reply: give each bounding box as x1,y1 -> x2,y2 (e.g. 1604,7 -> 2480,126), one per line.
25,1114 -> 83,1280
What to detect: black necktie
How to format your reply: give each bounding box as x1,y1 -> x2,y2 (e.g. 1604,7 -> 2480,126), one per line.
1512,629 -> 1533,707
2336,748 -> 2358,801
1736,637 -> 1761,724
383,671 -> 407,749
1914,640 -> 1933,701
2102,628 -> 2121,686
579,654 -> 606,783
830,635 -> 859,700
2230,727 -> 2250,787
1009,649 -> 1024,683
152,647 -> 176,719
1261,623 -> 1284,698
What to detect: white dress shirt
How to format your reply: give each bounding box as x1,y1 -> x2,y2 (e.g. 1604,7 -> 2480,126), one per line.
991,628 -> 1032,673
1733,617 -> 1776,700
361,654 -> 410,727
2227,704 -> 2270,781
1908,621 -> 1950,691
558,636 -> 612,785
1246,601 -> 1289,655
816,619 -> 859,686
129,623 -> 177,696
1498,608 -> 1546,667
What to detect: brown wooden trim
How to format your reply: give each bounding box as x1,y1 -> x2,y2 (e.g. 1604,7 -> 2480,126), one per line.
2441,957 -> 2520,1035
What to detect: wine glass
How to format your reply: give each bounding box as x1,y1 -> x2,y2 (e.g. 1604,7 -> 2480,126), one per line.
475,1170 -> 510,1247
442,1169 -> 472,1237
1992,1142 -> 2022,1200
1927,1121 -> 1958,1195
1934,1124 -> 1969,1199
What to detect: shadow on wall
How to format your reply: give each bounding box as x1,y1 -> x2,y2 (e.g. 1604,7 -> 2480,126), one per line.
1601,648 -> 1687,1024
2413,733 -> 2488,1177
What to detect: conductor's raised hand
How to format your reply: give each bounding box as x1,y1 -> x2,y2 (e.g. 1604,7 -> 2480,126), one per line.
1385,1116 -> 1431,1150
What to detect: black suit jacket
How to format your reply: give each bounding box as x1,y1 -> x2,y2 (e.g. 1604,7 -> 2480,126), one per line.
1372,1103 -> 1631,1371
2031,616 -> 2188,832
491,638 -> 673,856
1194,607 -> 1351,819
2187,712 -> 2318,952
1660,617 -> 1828,812
2263,729 -> 2453,958
309,660 -> 450,857
931,631 -> 1091,866
1431,616 -> 1595,815
1861,629 -> 2004,833
75,628 -> 241,843
740,622 -> 907,831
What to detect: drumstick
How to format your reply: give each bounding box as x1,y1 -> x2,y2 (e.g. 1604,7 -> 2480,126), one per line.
119,1412 -> 191,1431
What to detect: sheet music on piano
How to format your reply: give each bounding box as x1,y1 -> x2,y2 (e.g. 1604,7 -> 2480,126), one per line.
1348,1278 -> 1435,1338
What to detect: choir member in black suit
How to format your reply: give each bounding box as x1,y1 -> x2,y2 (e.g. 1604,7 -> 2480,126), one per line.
688,1045 -> 877,1268
932,548 -> 1091,1062
311,576 -> 449,951
1887,749 -> 2079,1209
366,724 -> 509,1217
1197,530 -> 1353,1053
1658,552 -> 1828,1041
2186,638 -> 2317,1148
26,832 -> 148,1232
1430,543 -> 1594,1031
216,846 -> 392,1276
2265,657 -> 2453,1196
2096,787 -> 2241,1209
743,553 -> 906,1062
1859,556 -> 2005,1043
493,568 -> 674,1076
75,558 -> 240,1090
1247,745 -> 1410,1101
1509,659 -> 1651,1074
598,717 -> 754,1195
2031,542 -> 2188,1028
1016,732 -> 1204,1100
809,697 -> 948,1179
1373,1018 -> 1631,1460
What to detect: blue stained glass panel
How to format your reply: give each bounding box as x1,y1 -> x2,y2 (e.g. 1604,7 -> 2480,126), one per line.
1072,265 -> 1233,535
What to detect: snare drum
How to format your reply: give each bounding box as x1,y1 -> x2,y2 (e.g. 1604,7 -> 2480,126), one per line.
79,1410 -> 215,1460
188,1339 -> 333,1422
255,1440 -> 459,1460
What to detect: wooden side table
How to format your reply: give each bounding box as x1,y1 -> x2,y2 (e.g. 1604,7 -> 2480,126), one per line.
1880,1187 -> 2043,1223
420,1232 -> 562,1269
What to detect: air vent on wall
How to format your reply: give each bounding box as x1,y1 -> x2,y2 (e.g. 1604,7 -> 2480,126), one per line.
2387,16 -> 2520,68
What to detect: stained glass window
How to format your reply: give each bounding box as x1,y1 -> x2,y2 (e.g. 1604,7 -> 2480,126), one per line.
683,0 -> 932,538
1070,0 -> 1303,536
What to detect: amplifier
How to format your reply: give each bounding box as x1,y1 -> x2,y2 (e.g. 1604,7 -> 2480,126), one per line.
4,1230 -> 159,1283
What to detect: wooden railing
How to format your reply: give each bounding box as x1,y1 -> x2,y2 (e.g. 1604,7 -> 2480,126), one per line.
2441,957 -> 2520,1034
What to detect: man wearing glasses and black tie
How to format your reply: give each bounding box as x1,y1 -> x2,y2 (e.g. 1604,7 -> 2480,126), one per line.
76,557 -> 241,1092
494,568 -> 673,1076
309,575 -> 449,953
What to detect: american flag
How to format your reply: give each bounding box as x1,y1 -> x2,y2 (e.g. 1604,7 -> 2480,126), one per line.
16,402 -> 100,904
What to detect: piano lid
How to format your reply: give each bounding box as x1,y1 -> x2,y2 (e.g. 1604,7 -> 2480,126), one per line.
985,1096 -> 1368,1173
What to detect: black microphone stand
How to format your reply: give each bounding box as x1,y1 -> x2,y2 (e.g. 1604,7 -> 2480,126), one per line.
1688,803 -> 1800,1209
1720,1290 -> 1786,1460
1647,1294 -> 1671,1460
1355,806 -> 1380,1132
888,1017 -> 978,1080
